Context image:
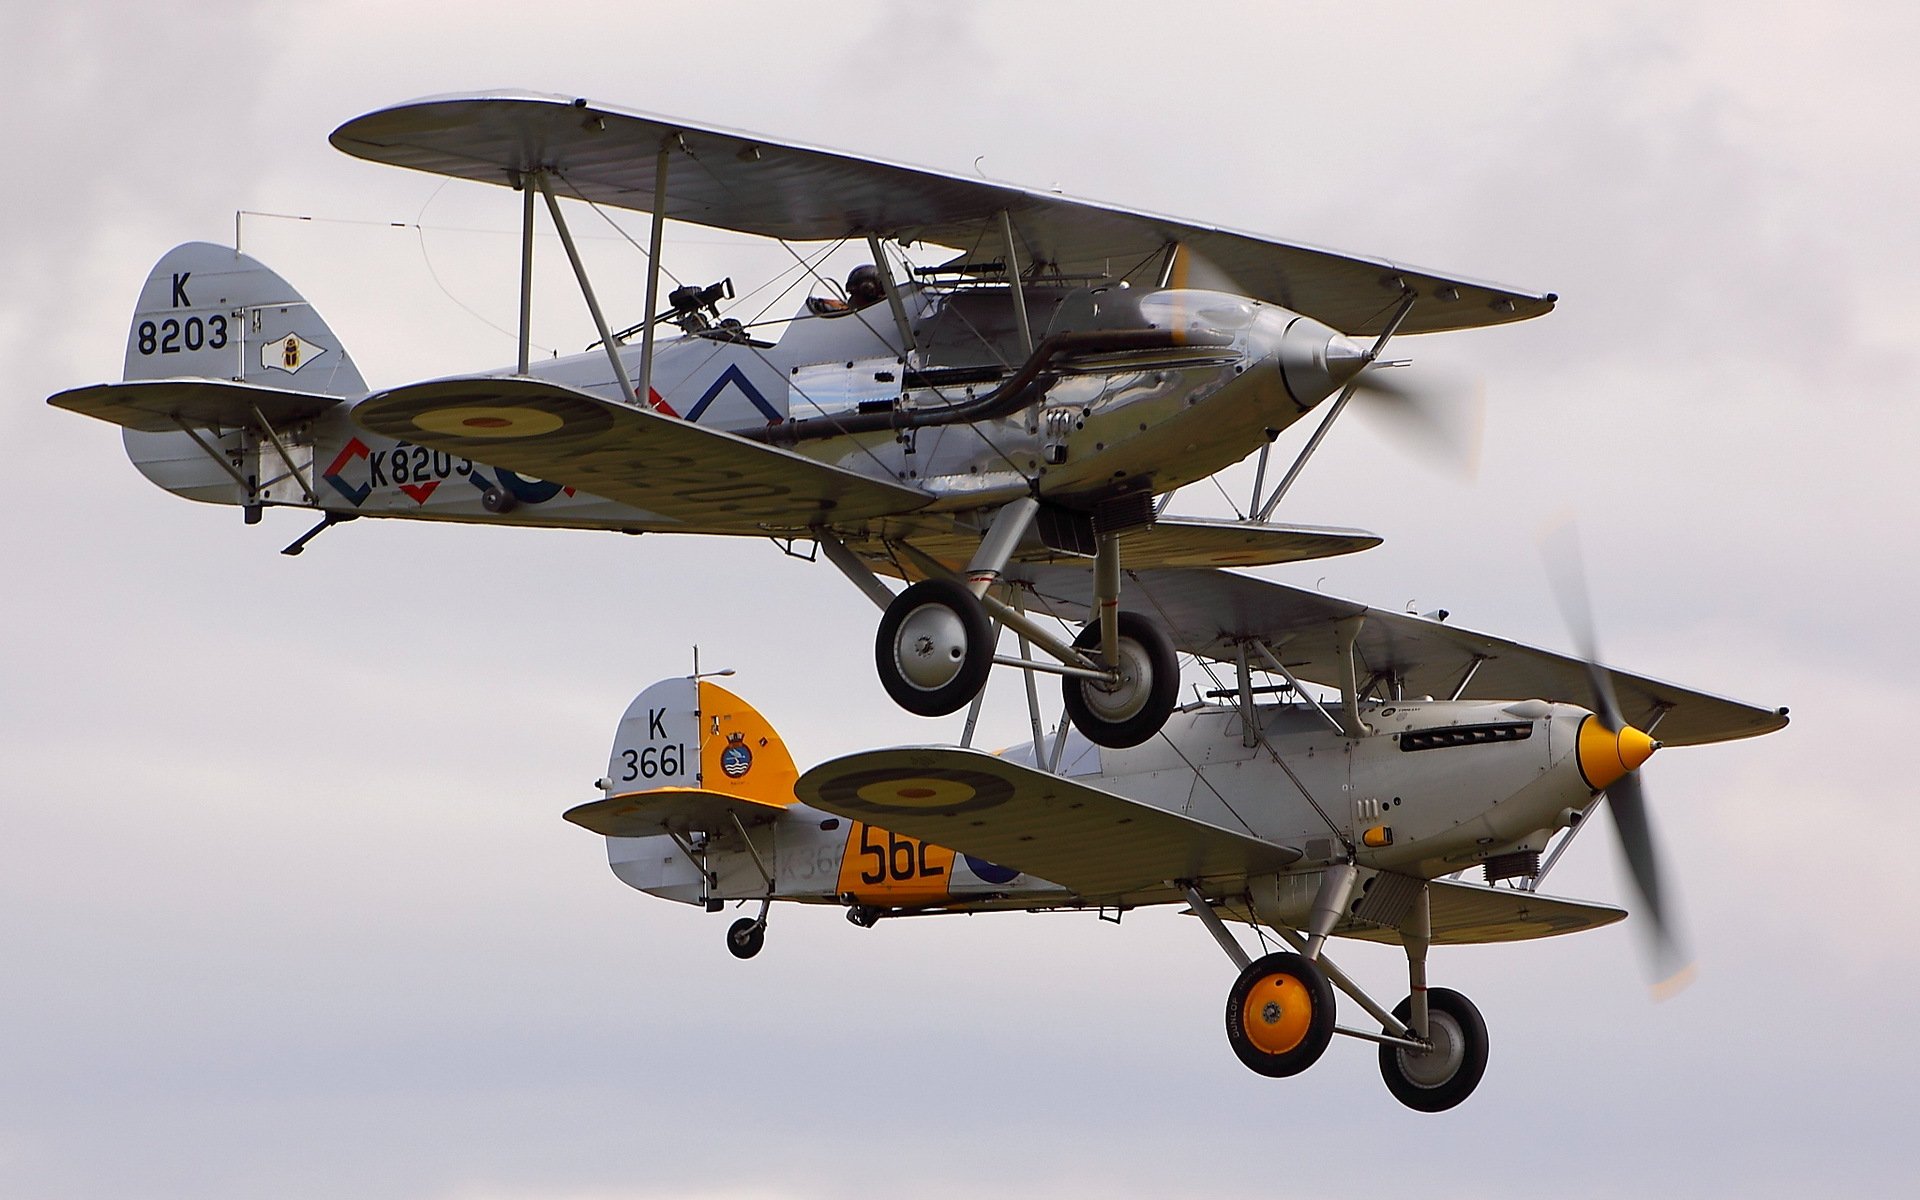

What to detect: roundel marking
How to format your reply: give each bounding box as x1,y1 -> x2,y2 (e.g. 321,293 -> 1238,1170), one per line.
964,854 -> 1020,885
412,405 -> 566,439
854,775 -> 978,811
491,467 -> 565,504
816,766 -> 1015,818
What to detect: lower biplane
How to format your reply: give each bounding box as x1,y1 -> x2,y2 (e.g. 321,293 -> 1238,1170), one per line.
52,90 -> 1562,750
566,566 -> 1786,1111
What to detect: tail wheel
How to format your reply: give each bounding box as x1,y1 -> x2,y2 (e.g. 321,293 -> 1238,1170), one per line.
875,578 -> 994,716
725,917 -> 766,960
1061,610 -> 1179,748
1378,987 -> 1489,1111
1224,951 -> 1336,1077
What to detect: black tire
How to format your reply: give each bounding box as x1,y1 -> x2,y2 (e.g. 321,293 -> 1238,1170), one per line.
1378,987 -> 1489,1111
725,917 -> 765,960
875,578 -> 994,716
1224,951 -> 1337,1077
1061,610 -> 1180,748
480,485 -> 517,514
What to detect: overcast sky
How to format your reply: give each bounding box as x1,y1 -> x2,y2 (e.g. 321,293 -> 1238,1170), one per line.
4,3 -> 1916,1197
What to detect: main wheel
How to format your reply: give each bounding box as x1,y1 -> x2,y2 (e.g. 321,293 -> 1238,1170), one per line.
1061,610 -> 1179,748
1378,987 -> 1488,1111
726,917 -> 765,959
1224,952 -> 1336,1077
875,578 -> 994,716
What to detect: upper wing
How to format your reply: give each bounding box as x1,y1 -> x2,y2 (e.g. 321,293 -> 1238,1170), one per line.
1009,565 -> 1788,746
351,375 -> 931,532
50,378 -> 342,434
331,91 -> 1552,336
794,746 -> 1300,904
564,787 -> 784,838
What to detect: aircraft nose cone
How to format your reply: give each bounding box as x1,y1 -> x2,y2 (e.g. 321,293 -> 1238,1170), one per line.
1576,714 -> 1660,791
1275,318 -> 1369,407
1324,333 -> 1369,384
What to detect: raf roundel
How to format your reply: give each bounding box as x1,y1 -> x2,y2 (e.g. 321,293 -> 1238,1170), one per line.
412,405 -> 566,439
813,764 -> 1016,818
964,854 -> 1021,885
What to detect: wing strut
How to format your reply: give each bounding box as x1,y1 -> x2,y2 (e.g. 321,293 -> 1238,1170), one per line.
517,178 -> 535,374
815,528 -> 899,611
534,170 -> 641,406
1182,885 -> 1253,970
1446,654 -> 1488,701
1254,289 -> 1417,520
1250,640 -> 1347,736
999,209 -> 1034,355
636,140 -> 673,409
865,234 -> 919,356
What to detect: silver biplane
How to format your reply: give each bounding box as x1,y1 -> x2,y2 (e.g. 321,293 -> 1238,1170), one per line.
570,601 -> 1783,1111
51,91 -> 1787,1107
53,89 -> 1566,749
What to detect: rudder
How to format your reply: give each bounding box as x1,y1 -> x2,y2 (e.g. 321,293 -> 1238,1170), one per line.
124,242 -> 366,396
603,677 -> 799,807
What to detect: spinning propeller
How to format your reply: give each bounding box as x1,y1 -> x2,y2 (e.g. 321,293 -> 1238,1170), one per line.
1347,363 -> 1486,481
1167,245 -> 1485,480
1543,522 -> 1696,996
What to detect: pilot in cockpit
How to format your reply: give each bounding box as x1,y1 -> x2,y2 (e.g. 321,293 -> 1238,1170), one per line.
807,264 -> 888,315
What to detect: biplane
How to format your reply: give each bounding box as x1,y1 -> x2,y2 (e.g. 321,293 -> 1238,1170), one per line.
49,93 -> 1789,1104
569,595 -> 1784,1111
51,89 -> 1564,749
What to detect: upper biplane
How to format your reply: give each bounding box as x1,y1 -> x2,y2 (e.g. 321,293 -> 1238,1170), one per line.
51,89 -> 1562,749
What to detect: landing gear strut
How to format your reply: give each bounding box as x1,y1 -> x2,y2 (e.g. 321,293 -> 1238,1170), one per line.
726,897 -> 771,960
725,916 -> 765,959
828,496 -> 1182,748
1186,878 -> 1491,1110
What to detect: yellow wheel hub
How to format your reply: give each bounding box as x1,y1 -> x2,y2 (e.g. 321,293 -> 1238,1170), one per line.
1241,972 -> 1313,1056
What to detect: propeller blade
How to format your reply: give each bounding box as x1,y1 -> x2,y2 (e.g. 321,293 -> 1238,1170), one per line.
1604,771 -> 1692,995
1351,368 -> 1486,481
1542,518 -> 1695,995
1163,243 -> 1243,293
1167,242 -> 1486,482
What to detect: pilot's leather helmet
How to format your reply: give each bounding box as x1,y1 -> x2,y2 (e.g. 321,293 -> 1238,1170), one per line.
846,264 -> 885,308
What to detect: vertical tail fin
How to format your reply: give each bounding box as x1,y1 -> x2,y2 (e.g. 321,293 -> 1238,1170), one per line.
48,242 -> 369,511
124,241 -> 366,397
601,677 -> 799,806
